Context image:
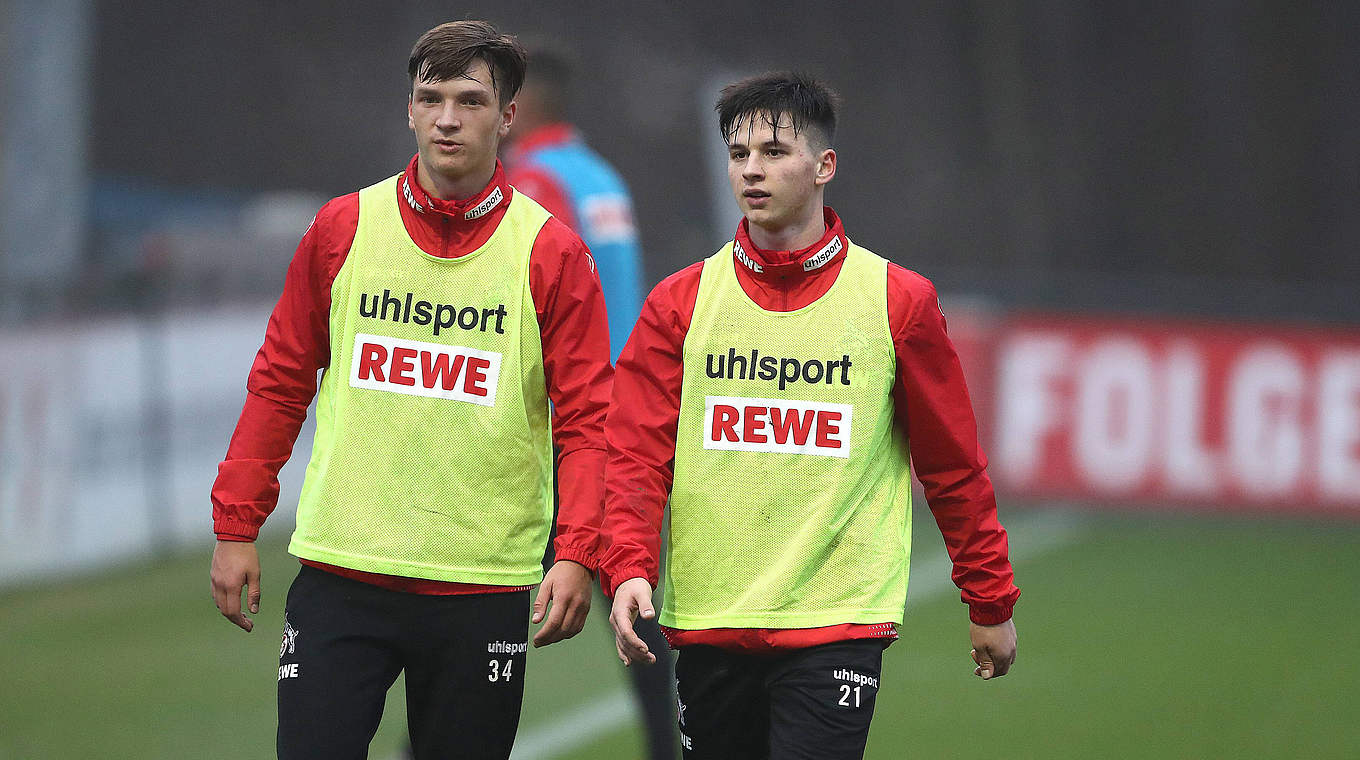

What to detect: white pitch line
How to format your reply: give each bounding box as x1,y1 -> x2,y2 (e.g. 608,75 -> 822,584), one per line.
905,506 -> 1085,609
508,689 -> 639,759
504,508 -> 1086,760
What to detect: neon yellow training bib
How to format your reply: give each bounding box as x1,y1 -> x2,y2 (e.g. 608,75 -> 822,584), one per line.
663,241 -> 913,629
289,175 -> 554,585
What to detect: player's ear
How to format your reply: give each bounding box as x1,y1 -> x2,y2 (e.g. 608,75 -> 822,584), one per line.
407,96 -> 415,132
499,100 -> 517,138
814,148 -> 837,186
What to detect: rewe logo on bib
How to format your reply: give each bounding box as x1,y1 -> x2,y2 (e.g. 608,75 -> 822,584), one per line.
349,333 -> 501,406
703,395 -> 851,458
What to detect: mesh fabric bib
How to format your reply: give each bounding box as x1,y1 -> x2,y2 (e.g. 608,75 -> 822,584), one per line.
663,242 -> 913,629
289,175 -> 553,585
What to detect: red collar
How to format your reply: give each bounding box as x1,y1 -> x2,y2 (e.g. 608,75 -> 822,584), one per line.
732,208 -> 849,282
394,155 -> 515,260
399,154 -> 513,222
508,122 -> 579,158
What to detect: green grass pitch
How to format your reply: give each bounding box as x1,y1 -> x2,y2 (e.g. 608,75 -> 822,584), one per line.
1,507 -> 1356,759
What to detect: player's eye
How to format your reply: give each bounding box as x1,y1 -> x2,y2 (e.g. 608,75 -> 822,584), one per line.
765,149 -> 783,157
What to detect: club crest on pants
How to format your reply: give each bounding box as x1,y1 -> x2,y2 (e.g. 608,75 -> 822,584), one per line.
281,621 -> 300,658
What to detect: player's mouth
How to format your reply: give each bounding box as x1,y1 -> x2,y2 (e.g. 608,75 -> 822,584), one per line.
744,189 -> 771,207
433,139 -> 463,153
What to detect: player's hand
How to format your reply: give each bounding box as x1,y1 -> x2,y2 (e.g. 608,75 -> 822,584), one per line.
210,540 -> 261,632
609,577 -> 657,667
532,560 -> 592,647
969,618 -> 1017,680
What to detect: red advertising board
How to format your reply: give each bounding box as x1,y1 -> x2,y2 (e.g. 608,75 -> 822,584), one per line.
973,312 -> 1360,516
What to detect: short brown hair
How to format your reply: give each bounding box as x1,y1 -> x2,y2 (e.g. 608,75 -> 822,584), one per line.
408,21 -> 527,106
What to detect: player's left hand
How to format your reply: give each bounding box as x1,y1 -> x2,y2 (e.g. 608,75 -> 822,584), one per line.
969,618 -> 1017,680
532,559 -> 593,647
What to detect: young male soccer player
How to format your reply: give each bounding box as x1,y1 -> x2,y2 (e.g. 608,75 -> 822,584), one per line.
601,73 -> 1020,759
208,21 -> 611,760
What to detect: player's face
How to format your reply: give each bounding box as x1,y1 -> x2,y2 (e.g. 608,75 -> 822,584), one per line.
726,111 -> 834,233
408,59 -> 515,197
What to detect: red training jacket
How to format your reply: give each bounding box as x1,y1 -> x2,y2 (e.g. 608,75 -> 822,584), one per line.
211,156 -> 613,594
600,208 -> 1019,652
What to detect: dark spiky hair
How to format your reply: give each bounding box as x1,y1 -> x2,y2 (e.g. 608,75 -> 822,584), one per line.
407,21 -> 527,106
716,72 -> 839,148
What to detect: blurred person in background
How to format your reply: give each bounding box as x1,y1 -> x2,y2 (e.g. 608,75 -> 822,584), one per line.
504,45 -> 644,363
601,72 -> 1020,759
208,21 -> 612,760
503,44 -> 679,760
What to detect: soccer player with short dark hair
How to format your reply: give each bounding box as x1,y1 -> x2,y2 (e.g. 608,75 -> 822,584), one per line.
601,72 -> 1020,759
208,20 -> 611,759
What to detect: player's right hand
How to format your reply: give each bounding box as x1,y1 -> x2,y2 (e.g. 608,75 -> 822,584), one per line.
609,577 -> 657,667
969,618 -> 1017,679
210,540 -> 262,632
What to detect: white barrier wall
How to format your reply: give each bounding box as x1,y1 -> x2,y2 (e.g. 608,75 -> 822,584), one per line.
0,303 -> 314,586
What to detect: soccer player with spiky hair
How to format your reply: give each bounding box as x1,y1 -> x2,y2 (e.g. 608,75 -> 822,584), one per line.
601,72 -> 1020,759
209,21 -> 610,759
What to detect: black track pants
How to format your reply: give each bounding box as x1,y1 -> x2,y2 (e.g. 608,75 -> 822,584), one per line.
674,640 -> 885,760
276,565 -> 531,760
629,614 -> 680,760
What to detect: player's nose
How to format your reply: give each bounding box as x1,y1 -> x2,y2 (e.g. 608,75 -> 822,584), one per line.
435,104 -> 460,130
741,156 -> 764,180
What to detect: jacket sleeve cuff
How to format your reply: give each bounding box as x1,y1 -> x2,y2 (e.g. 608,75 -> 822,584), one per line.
213,518 -> 261,542
968,597 -> 1016,626
552,545 -> 599,574
603,566 -> 653,599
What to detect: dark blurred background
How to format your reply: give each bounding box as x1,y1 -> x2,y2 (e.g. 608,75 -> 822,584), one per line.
4,1 -> 1357,324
